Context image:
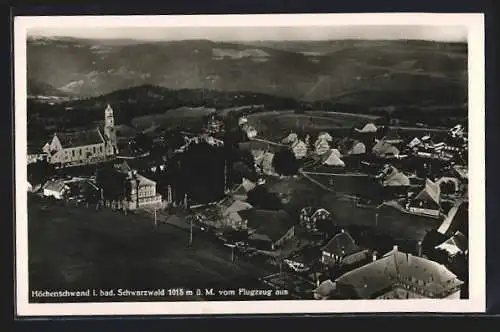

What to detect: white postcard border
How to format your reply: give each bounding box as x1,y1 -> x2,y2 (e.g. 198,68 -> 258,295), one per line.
14,13 -> 485,316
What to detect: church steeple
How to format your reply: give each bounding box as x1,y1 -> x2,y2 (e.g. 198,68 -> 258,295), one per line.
104,104 -> 118,154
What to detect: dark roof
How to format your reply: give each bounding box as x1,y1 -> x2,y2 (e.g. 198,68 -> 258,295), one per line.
322,231 -> 363,257
56,128 -> 105,148
238,209 -> 294,243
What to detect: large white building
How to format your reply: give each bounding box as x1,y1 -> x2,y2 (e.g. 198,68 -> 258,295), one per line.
42,104 -> 118,167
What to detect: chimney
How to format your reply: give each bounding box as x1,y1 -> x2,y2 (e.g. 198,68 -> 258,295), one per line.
393,245 -> 398,252
372,251 -> 377,262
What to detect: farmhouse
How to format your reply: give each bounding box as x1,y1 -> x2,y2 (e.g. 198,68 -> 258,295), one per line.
42,104 -> 118,167
332,246 -> 463,299
321,230 -> 370,268
238,209 -> 295,251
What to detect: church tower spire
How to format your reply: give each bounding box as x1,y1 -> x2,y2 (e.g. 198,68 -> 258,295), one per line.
104,104 -> 118,155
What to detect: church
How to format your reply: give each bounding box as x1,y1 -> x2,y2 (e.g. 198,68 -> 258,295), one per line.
42,104 -> 119,167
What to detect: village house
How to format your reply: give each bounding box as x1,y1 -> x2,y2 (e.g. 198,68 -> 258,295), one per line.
314,134 -> 332,156
381,129 -> 404,145
407,179 -> 442,217
314,279 -> 338,300
281,132 -> 308,159
231,178 -> 257,201
347,140 -> 367,156
291,139 -> 308,159
42,104 -> 118,168
27,146 -> 48,164
221,199 -> 254,229
321,149 -> 345,168
237,209 -> 295,251
114,161 -> 163,210
320,230 -> 370,269
434,231 -> 468,260
299,207 -> 332,231
372,139 -> 400,158
284,251 -> 312,273
42,179 -> 70,200
355,122 -> 378,134
204,113 -> 224,135
330,245 -> 464,299
241,123 -> 258,139
376,165 -> 411,197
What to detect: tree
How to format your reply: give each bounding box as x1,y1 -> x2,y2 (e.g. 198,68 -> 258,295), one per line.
132,132 -> 154,153
27,160 -> 56,186
95,164 -> 128,202
232,161 -> 257,184
272,149 -> 299,176
247,185 -> 283,210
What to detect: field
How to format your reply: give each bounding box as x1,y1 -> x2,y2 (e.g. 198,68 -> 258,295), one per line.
130,106 -> 215,132
247,110 -> 377,141
27,196 -> 274,302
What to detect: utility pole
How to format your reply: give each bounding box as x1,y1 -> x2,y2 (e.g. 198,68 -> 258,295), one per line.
189,216 -> 193,246
225,244 -> 236,263
154,208 -> 157,227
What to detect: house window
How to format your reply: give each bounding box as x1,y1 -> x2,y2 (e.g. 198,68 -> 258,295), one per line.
72,150 -> 75,157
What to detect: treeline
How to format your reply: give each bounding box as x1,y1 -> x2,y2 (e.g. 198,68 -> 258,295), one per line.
27,83 -> 467,142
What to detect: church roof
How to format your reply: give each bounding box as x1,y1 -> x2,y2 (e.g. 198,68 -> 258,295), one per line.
55,128 -> 105,148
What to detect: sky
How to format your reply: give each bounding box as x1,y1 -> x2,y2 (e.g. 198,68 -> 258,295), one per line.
27,25 -> 468,42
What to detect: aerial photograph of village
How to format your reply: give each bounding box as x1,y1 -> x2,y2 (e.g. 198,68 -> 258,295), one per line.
25,25 -> 469,302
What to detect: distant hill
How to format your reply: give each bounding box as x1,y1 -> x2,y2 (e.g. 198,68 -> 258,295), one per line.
27,37 -> 468,107
59,84 -> 300,110
27,79 -> 70,97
